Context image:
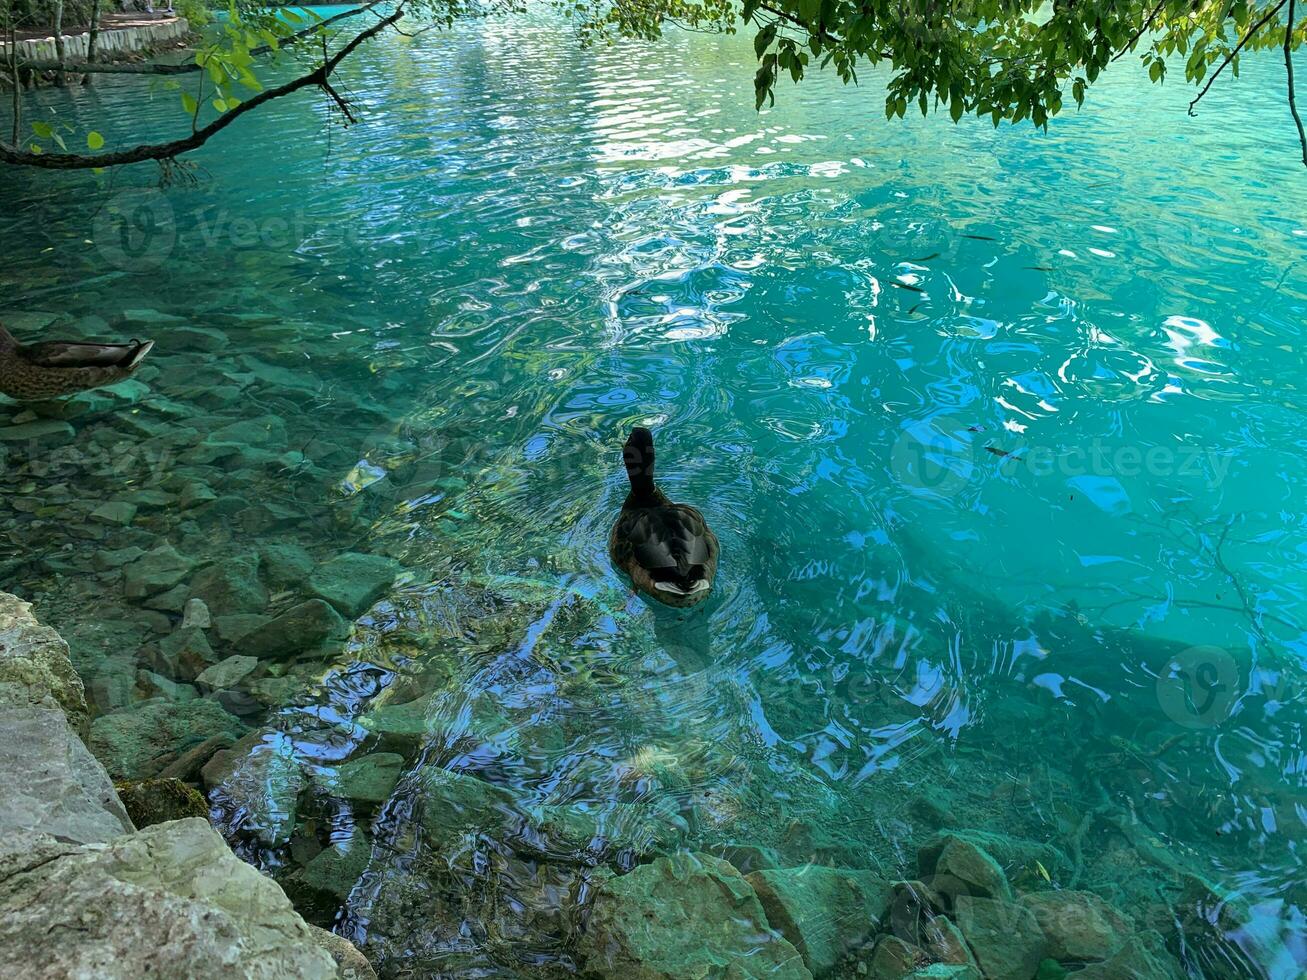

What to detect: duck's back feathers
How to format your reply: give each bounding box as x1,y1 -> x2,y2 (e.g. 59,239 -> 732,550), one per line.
0,325 -> 155,401
23,338 -> 153,370
615,502 -> 712,569
610,497 -> 719,607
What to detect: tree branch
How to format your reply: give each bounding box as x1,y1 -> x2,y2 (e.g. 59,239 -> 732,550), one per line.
1111,0 -> 1166,62
16,0 -> 386,76
1188,0 -> 1288,115
321,79 -> 357,125
1287,0 -> 1307,165
0,4 -> 404,169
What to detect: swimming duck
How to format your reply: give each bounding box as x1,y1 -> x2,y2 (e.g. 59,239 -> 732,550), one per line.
609,426 -> 719,608
0,324 -> 154,401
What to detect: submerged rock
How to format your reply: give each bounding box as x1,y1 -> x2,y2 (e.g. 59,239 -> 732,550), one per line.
417,765 -> 522,845
308,552 -> 402,618
115,777 -> 209,828
136,669 -> 198,702
206,415 -> 289,450
213,612 -> 272,645
90,501 -> 138,526
579,852 -> 812,980
189,555 -> 269,616
89,697 -> 248,780
181,598 -> 212,630
1021,890 -> 1133,963
0,418 -> 76,447
207,730 -> 305,848
260,541 -> 314,589
1071,929 -> 1184,980
0,591 -> 89,736
533,800 -> 687,859
326,751 -> 405,804
288,830 -> 371,909
195,654 -> 260,693
122,544 -> 196,600
919,830 -> 1063,904
158,626 -> 220,680
954,895 -> 1049,980
113,308 -> 188,328
240,600 -> 347,659
747,866 -> 891,976
920,832 -> 1013,904
869,935 -> 930,979
905,966 -> 982,979
158,732 -> 236,783
0,819 -> 340,979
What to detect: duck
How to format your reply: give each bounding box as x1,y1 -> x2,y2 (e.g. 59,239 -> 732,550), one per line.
609,426 -> 719,608
0,324 -> 154,401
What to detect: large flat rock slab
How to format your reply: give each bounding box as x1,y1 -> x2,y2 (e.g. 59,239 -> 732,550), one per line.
0,819 -> 340,980
0,700 -> 133,844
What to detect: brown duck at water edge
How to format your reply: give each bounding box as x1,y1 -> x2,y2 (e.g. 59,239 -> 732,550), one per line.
0,324 -> 155,401
609,426 -> 719,608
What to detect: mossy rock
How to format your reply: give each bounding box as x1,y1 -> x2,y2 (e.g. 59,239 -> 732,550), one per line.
114,777 -> 210,828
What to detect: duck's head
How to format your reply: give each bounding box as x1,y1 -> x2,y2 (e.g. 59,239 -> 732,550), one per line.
623,426 -> 656,493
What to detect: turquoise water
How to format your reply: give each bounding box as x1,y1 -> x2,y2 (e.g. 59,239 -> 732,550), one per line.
1,9 -> 1305,977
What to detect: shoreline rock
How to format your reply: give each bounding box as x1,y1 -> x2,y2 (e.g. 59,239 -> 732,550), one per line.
0,590 -> 373,980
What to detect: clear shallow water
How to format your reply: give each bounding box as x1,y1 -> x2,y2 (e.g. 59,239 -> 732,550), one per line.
1,9 -> 1306,977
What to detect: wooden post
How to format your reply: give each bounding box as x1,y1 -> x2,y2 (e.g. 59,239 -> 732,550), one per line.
52,0 -> 67,87
84,0 -> 102,86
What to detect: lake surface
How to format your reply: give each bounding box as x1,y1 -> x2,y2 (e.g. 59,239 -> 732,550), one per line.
1,8 -> 1304,977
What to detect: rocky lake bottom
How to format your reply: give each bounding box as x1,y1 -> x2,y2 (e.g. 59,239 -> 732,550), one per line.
0,298 -> 1299,979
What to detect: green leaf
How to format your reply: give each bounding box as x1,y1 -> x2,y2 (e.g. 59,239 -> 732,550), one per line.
213,98 -> 228,112
31,121 -> 53,139
52,132 -> 67,151
181,91 -> 199,115
28,143 -> 43,154
87,131 -> 104,150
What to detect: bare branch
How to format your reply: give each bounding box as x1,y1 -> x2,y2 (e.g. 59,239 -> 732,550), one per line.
321,79 -> 357,125
0,5 -> 404,169
1287,0 -> 1307,165
1188,0 -> 1288,115
1111,0 -> 1166,62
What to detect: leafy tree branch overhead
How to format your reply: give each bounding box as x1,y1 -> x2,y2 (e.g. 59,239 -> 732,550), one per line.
737,0 -> 1307,165
2,0 -> 1305,171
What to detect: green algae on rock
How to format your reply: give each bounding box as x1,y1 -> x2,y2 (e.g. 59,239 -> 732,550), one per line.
0,590 -> 89,737
89,697 -> 248,780
115,776 -> 210,828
